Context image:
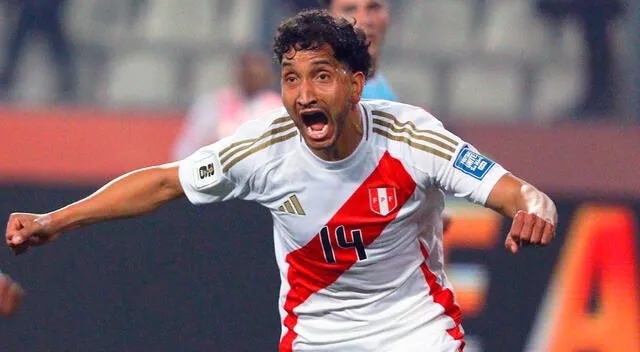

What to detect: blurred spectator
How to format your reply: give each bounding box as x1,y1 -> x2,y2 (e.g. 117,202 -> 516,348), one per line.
320,0 -> 398,101
536,0 -> 625,119
287,0 -> 319,11
0,0 -> 77,102
171,49 -> 282,160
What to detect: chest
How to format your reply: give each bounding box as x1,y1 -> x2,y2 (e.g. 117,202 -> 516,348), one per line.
261,151 -> 421,249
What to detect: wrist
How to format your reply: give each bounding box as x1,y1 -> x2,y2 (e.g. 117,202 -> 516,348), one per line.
34,214 -> 55,234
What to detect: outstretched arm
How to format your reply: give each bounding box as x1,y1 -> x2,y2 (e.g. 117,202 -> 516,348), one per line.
5,162 -> 184,254
485,174 -> 557,253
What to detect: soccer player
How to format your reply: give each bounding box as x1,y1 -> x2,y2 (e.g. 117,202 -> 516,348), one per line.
0,272 -> 23,316
320,0 -> 398,101
5,10 -> 556,351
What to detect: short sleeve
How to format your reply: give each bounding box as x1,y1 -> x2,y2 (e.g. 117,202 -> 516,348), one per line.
178,107 -> 290,205
435,141 -> 509,205
406,112 -> 508,205
178,142 -> 246,205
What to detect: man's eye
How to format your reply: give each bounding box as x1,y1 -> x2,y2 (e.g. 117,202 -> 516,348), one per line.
339,6 -> 356,16
286,76 -> 297,83
318,73 -> 329,80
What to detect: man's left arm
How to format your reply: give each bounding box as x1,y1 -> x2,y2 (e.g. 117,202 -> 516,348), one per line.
485,174 -> 557,253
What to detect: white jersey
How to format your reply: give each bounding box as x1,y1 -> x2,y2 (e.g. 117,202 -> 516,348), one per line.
179,100 -> 508,352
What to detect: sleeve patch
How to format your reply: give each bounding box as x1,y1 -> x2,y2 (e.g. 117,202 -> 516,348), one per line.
453,146 -> 495,180
192,152 -> 222,189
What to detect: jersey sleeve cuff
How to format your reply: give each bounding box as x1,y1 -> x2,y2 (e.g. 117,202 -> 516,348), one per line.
178,158 -> 206,205
476,166 -> 510,205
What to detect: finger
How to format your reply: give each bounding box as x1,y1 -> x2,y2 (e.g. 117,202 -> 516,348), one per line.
9,242 -> 30,256
518,213 -> 536,244
540,221 -> 555,246
6,228 -> 29,246
0,280 -> 23,316
5,214 -> 22,233
0,276 -> 11,315
28,234 -> 49,246
509,211 -> 525,242
504,235 -> 519,254
529,216 -> 546,245
6,282 -> 23,315
5,215 -> 25,240
6,217 -> 28,244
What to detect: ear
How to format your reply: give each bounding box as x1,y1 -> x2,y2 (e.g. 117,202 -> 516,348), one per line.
350,71 -> 366,104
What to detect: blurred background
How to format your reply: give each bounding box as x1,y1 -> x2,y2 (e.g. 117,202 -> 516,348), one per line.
0,0 -> 637,121
0,0 -> 639,351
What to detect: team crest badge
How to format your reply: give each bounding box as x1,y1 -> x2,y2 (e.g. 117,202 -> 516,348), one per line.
369,187 -> 398,216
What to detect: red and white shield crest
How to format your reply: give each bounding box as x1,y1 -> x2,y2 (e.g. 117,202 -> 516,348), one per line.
369,187 -> 398,216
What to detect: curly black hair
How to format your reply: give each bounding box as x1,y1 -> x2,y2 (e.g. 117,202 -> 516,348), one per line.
273,9 -> 372,78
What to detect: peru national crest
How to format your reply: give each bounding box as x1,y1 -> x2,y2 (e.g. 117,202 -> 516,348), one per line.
369,187 -> 398,216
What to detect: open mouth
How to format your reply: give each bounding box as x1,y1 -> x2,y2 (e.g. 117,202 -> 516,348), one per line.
300,110 -> 329,139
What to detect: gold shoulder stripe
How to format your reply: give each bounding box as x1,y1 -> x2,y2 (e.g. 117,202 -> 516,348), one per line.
222,130 -> 298,172
219,116 -> 293,157
220,122 -> 296,165
373,118 -> 456,153
373,128 -> 452,161
372,110 -> 459,147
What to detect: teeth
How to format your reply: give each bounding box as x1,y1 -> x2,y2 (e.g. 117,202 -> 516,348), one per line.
307,125 -> 328,136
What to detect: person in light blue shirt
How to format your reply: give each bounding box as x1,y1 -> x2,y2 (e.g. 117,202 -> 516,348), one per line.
362,70 -> 398,101
320,0 -> 398,102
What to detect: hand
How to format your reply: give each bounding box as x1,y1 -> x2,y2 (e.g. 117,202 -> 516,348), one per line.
5,213 -> 60,255
505,210 -> 555,254
0,273 -> 23,316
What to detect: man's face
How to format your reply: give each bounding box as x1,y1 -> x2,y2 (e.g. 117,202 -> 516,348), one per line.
329,0 -> 389,61
237,52 -> 273,97
280,44 -> 363,156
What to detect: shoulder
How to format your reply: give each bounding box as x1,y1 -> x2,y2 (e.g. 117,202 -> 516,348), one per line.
216,107 -> 298,174
364,100 -> 461,162
365,100 -> 443,129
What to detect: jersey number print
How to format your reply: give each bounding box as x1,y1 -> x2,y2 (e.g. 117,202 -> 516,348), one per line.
320,225 -> 366,264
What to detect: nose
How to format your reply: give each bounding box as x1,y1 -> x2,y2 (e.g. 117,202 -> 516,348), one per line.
296,79 -> 317,108
355,9 -> 374,30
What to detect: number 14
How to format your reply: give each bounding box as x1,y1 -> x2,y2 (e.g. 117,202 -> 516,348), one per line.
319,225 -> 367,264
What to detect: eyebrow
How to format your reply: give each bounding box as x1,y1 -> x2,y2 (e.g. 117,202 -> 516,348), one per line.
281,59 -> 334,69
339,4 -> 357,12
310,59 -> 333,66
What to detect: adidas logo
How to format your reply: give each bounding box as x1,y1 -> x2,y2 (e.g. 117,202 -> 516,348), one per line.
278,195 -> 306,215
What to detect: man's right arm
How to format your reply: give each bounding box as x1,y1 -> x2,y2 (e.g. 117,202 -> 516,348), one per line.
5,162 -> 184,254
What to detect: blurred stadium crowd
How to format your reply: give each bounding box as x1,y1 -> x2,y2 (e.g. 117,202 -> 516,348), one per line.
0,0 -> 636,123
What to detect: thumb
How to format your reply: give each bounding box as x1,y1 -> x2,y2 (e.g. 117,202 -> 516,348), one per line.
505,235 -> 519,254
7,227 -> 31,246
